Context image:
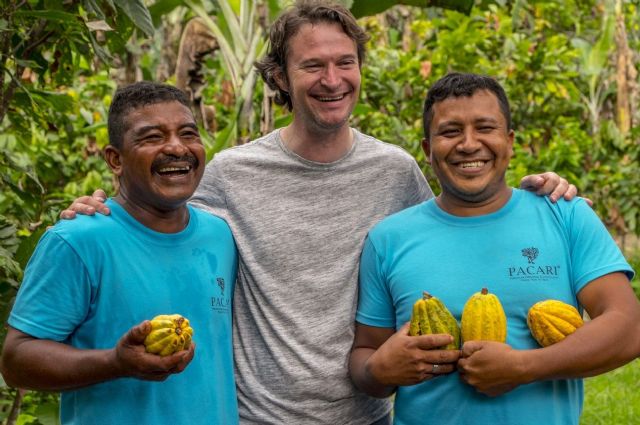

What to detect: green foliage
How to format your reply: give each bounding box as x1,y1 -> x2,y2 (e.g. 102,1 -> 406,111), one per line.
349,0 -> 474,18
582,359 -> 640,424
353,2 -> 640,238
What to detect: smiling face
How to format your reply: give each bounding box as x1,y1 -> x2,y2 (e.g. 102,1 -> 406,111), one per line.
105,100 -> 205,213
278,22 -> 360,135
423,89 -> 514,213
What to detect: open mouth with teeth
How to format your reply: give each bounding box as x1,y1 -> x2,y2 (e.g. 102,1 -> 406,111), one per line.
459,160 -> 488,169
315,94 -> 346,102
155,165 -> 193,176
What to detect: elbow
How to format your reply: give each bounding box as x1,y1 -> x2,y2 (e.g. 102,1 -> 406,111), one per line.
0,351 -> 21,389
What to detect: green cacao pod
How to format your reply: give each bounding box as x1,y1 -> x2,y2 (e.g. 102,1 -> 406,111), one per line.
143,314 -> 194,357
527,300 -> 584,347
461,287 -> 507,343
408,291 -> 460,350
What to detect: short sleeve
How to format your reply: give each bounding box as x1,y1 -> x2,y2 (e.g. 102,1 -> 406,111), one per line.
565,200 -> 635,293
356,236 -> 396,328
8,231 -> 93,341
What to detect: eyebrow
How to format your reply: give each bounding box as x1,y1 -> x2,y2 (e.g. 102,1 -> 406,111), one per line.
133,122 -> 199,136
436,117 -> 500,128
298,53 -> 357,67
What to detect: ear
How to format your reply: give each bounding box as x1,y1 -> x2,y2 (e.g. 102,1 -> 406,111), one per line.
104,145 -> 123,176
421,138 -> 432,164
273,67 -> 289,93
507,129 -> 515,158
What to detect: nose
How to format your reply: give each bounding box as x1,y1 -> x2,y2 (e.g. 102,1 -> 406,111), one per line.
456,127 -> 482,153
163,132 -> 189,155
320,64 -> 340,88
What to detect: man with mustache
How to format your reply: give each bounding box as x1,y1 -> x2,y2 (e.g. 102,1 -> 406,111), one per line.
61,2 -> 579,423
1,82 -> 239,424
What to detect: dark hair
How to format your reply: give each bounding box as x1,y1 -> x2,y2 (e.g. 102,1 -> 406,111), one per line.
107,81 -> 191,149
254,0 -> 369,111
423,72 -> 512,139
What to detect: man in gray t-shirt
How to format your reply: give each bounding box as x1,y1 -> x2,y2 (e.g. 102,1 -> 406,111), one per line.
64,2 -> 576,424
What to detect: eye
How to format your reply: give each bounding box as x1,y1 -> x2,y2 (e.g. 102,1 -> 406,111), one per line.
440,128 -> 460,137
180,129 -> 200,139
477,126 -> 496,133
338,59 -> 357,68
141,133 -> 164,143
303,63 -> 322,71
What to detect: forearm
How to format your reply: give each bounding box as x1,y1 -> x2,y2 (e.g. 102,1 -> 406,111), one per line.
349,348 -> 396,398
522,309 -> 640,382
1,333 -> 122,391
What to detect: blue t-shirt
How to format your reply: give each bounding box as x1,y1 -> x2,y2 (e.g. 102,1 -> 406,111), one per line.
357,189 -> 634,425
9,199 -> 239,425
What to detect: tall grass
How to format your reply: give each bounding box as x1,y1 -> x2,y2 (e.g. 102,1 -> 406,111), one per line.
581,359 -> 640,424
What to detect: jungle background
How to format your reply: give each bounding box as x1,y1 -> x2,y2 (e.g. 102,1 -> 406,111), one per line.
1,0 -> 639,423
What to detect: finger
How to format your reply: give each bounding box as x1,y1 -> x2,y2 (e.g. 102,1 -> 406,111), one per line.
560,184 -> 578,201
413,333 -> 454,350
124,321 -> 151,345
519,174 -> 544,191
429,363 -> 456,375
398,321 -> 411,335
92,189 -> 108,201
581,196 -> 594,207
426,348 -> 462,364
173,344 -> 195,373
547,178 -> 569,203
59,209 -> 77,219
461,340 -> 483,357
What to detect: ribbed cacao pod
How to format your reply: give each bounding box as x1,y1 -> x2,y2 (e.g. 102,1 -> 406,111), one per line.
461,287 -> 507,343
409,291 -> 460,350
527,300 -> 584,347
143,314 -> 194,356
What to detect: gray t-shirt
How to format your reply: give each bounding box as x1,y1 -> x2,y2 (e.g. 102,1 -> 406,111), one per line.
190,129 -> 433,424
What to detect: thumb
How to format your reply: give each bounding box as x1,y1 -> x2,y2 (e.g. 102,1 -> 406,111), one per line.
461,340 -> 484,357
398,322 -> 411,336
124,321 -> 151,345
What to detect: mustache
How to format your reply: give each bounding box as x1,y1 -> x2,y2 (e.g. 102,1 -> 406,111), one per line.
151,154 -> 199,170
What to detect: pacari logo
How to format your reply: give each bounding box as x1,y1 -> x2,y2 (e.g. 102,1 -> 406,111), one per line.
522,247 -> 539,264
216,277 -> 225,296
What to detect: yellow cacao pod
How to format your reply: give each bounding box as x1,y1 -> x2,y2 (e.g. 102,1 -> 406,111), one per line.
143,314 -> 194,357
461,287 -> 507,343
527,300 -> 584,347
409,291 -> 460,350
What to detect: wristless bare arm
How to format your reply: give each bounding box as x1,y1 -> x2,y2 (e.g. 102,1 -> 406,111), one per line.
1,323 -> 194,391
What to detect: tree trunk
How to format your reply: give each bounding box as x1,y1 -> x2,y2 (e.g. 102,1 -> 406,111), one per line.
5,388 -> 26,425
614,0 -> 631,135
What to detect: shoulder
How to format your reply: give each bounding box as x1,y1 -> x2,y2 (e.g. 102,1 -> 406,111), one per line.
517,189 -> 592,218
49,212 -> 116,244
210,130 -> 280,166
369,201 -> 430,240
354,130 -> 417,163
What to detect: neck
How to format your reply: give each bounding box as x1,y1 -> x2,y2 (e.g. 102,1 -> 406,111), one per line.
436,186 -> 513,217
281,121 -> 354,163
114,194 -> 190,233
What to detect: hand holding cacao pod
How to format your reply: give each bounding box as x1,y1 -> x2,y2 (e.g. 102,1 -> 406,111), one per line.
408,291 -> 460,350
461,287 -> 507,343
527,300 -> 584,347
143,314 -> 194,357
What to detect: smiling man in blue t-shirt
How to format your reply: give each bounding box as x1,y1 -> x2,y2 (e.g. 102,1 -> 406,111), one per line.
0,82 -> 238,424
349,72 -> 640,425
